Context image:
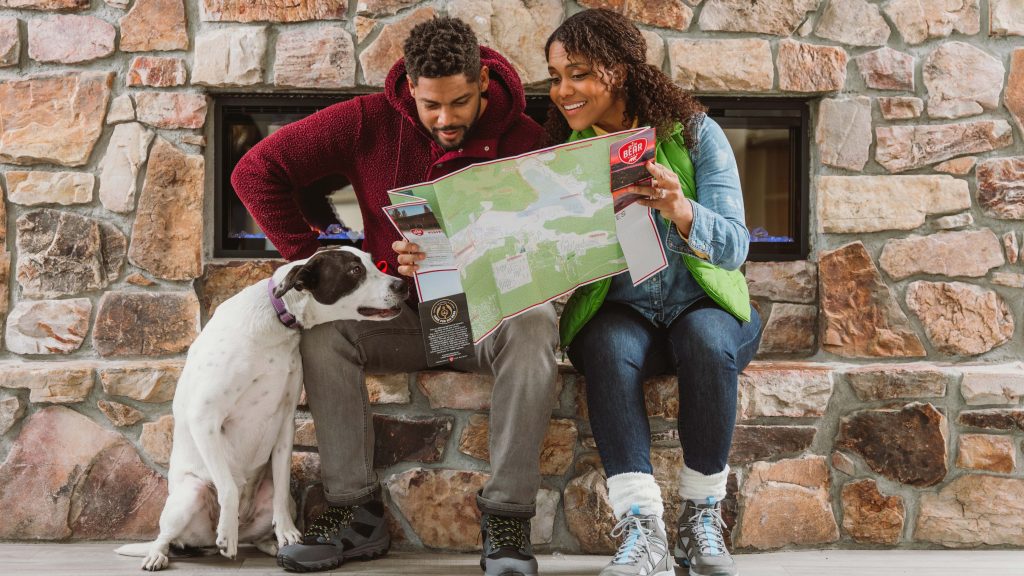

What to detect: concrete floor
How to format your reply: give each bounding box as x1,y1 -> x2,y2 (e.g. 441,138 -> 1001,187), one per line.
1,543 -> 1023,575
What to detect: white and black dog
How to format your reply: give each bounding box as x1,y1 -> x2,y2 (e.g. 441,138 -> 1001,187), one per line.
116,246 -> 407,571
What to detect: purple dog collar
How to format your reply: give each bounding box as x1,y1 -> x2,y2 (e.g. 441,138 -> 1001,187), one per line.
267,278 -> 303,330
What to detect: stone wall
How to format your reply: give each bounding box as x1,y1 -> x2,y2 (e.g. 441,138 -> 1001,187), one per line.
1,0 -> 1023,552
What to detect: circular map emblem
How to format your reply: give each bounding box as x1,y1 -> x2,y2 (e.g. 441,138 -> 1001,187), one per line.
430,299 -> 459,325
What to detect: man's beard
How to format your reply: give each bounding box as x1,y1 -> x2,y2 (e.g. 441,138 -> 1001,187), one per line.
431,98 -> 481,151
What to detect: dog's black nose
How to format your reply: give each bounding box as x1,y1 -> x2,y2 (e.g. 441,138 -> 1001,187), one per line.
391,278 -> 409,299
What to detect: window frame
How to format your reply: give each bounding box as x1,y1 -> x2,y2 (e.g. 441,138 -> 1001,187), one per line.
701,97 -> 811,262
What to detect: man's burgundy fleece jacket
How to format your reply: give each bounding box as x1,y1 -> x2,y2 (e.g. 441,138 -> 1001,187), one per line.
230,46 -> 547,296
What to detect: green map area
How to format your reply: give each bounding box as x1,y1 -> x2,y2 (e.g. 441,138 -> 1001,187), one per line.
389,131 -> 636,341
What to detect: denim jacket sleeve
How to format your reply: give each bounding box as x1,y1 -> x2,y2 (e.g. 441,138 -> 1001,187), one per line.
665,116 -> 750,271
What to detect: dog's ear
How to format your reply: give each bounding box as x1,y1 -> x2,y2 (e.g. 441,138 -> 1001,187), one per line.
273,260 -> 319,298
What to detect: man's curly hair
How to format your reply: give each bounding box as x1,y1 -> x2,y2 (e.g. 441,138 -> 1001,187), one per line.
403,17 -> 481,83
544,9 -> 705,150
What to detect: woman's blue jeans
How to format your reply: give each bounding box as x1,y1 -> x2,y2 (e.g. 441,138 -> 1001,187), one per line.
567,298 -> 762,477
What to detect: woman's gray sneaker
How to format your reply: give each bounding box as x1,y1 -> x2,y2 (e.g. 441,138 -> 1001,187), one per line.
479,512 -> 538,576
674,498 -> 738,576
599,505 -> 674,576
277,500 -> 390,573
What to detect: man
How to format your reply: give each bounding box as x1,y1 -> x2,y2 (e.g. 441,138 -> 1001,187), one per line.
231,17 -> 557,576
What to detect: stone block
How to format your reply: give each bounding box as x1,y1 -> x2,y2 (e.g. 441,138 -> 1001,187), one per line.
977,156 -> 1024,220
359,7 -> 436,87
27,15 -> 114,64
855,47 -> 914,90
202,0 -> 345,21
879,229 -> 1004,280
195,260 -> 284,321
960,363 -> 1024,405
0,362 -> 94,403
814,0 -> 890,45
5,298 -> 91,355
192,27 -> 267,87
98,362 -> 181,403
97,400 -> 144,427
140,414 -> 173,466
458,415 -> 577,476
698,0 -> 817,35
884,0 -> 979,44
5,171 -> 94,206
778,40 -> 847,93
923,42 -> 1004,119
128,138 -> 204,280
916,475 -> 1024,546
738,362 -> 834,419
127,56 -> 187,87
669,39 -> 773,92
0,72 -> 112,167
735,456 -> 838,549
957,434 -> 1015,473
841,479 -> 904,544
274,27 -> 355,89
92,291 -> 199,357
120,0 -> 188,51
134,92 -> 208,130
757,303 -> 816,355
837,403 -> 948,487
97,122 -> 155,213
844,364 -> 950,401
387,468 -> 487,551
819,242 -> 926,358
816,97 -> 871,171
744,260 -> 817,303
876,120 -> 1013,173
818,175 -> 970,233
907,281 -> 1014,356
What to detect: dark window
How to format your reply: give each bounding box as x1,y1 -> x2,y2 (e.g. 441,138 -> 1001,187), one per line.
214,94 -> 808,261
703,97 -> 810,261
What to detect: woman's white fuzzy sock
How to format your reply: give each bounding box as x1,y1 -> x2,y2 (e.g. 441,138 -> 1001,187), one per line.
678,463 -> 730,502
606,472 -> 664,519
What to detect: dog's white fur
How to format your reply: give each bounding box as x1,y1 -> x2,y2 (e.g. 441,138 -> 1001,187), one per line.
116,247 -> 406,571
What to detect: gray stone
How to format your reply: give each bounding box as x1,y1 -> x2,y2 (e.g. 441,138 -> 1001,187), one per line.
856,47 -> 914,91
960,363 -> 1024,405
119,0 -> 188,51
98,122 -> 155,213
816,97 -> 871,171
991,0 -> 1024,35
906,281 -> 1014,356
876,120 -> 1013,173
5,298 -> 91,355
27,15 -> 114,64
698,0 -> 819,35
814,0 -> 890,45
879,229 -> 1004,280
778,40 -> 847,92
757,303 -> 816,355
977,157 -> 1024,220
0,72 -> 112,167
5,171 -> 94,205
192,27 -> 268,87
0,17 -> 18,67
0,391 -> 25,434
0,362 -> 94,403
450,0 -> 564,86
738,363 -> 834,419
844,364 -> 950,401
744,261 -> 816,303
923,42 -> 1004,119
878,96 -> 923,120
884,0 -> 979,44
92,292 -> 199,357
201,0 -> 345,21
933,212 -> 973,230
916,475 -> 1024,546
16,209 -> 125,298
669,39 -> 774,92
274,27 -> 355,89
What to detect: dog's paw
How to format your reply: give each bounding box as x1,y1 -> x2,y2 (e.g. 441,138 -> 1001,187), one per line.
274,517 -> 302,547
141,551 -> 169,571
216,523 -> 239,559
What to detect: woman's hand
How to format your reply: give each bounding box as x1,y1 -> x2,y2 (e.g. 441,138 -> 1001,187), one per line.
631,160 -> 695,238
392,240 -> 425,277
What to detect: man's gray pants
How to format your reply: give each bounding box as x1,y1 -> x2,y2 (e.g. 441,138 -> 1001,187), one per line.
300,300 -> 559,518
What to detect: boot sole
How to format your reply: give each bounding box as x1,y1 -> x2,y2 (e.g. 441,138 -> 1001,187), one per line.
277,539 -> 390,573
674,554 -> 739,576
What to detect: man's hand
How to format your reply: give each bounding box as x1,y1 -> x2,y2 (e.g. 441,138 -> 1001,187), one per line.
392,240 -> 426,277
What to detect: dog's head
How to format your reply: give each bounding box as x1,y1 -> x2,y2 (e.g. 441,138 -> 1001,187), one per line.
272,246 -> 408,325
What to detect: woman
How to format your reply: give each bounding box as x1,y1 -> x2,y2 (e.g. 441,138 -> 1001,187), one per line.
547,9 -> 761,576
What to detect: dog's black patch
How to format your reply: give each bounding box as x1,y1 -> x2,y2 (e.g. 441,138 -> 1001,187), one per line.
273,249 -> 365,304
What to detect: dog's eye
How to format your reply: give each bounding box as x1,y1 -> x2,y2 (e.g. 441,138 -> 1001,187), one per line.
350,265 -> 363,276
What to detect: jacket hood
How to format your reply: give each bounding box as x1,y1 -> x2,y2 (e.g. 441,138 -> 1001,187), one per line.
384,46 -> 528,141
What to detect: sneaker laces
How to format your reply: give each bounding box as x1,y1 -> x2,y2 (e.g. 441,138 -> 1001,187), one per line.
610,515 -> 655,565
687,504 -> 727,556
486,515 -> 527,551
305,505 -> 354,543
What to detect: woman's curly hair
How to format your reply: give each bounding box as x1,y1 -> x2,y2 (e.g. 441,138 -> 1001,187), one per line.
544,9 -> 705,150
404,17 -> 481,83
